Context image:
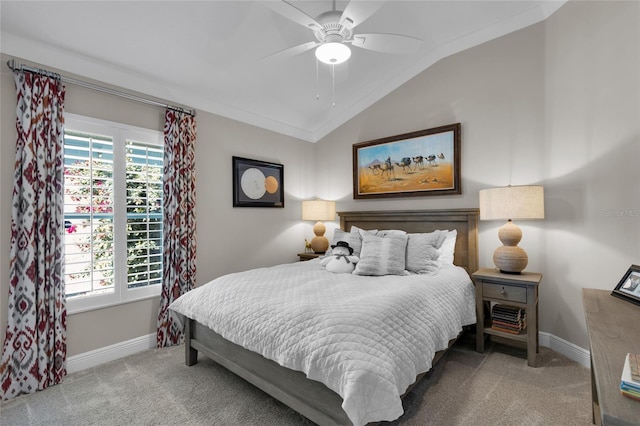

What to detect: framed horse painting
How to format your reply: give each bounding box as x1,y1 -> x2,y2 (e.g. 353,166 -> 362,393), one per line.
352,123 -> 461,199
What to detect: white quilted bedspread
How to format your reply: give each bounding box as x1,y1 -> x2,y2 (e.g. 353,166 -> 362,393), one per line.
169,260 -> 476,425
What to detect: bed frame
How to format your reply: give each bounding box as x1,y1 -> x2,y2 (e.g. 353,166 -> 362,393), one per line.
184,209 -> 479,425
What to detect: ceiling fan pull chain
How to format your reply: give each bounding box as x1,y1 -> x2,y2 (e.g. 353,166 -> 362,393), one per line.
332,64 -> 336,107
316,58 -> 320,101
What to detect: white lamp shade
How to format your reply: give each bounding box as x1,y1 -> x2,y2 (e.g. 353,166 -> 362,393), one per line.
302,200 -> 336,221
315,42 -> 351,65
479,185 -> 544,221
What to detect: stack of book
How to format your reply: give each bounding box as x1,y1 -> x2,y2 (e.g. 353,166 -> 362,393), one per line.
621,353 -> 640,401
491,304 -> 526,335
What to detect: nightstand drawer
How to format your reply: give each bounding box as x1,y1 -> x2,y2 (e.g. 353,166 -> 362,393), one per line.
482,282 -> 527,303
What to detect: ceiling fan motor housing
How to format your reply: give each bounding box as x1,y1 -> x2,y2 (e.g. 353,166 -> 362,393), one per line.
313,10 -> 352,43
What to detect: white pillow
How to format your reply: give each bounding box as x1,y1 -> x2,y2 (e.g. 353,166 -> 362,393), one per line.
438,230 -> 457,265
353,233 -> 408,276
405,230 -> 448,274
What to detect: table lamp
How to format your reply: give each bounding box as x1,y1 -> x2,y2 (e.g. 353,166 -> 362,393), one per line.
302,199 -> 336,254
479,185 -> 544,274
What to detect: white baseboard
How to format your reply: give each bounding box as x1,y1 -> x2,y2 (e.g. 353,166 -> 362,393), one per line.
67,333 -> 156,374
65,331 -> 591,374
539,331 -> 590,368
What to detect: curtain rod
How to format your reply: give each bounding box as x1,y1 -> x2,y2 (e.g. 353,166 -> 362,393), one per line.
6,59 -> 196,117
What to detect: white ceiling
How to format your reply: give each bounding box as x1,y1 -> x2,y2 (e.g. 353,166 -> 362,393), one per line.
1,1 -> 565,142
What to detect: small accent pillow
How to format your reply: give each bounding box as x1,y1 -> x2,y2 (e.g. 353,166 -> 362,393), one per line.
405,231 -> 448,274
438,230 -> 457,265
353,233 -> 408,276
328,226 -> 378,257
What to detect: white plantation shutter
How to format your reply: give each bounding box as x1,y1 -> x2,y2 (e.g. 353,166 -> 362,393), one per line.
125,141 -> 163,288
63,114 -> 162,313
63,131 -> 115,297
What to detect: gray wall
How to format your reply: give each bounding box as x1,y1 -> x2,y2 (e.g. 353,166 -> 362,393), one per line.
313,0 -> 640,350
0,0 -> 638,357
0,57 -> 315,356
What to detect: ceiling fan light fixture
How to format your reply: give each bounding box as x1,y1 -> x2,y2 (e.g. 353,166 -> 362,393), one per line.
315,42 -> 351,64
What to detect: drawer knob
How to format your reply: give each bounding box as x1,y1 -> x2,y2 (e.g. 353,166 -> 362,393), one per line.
500,288 -> 506,295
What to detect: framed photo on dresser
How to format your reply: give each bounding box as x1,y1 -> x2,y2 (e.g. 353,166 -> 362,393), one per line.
611,264 -> 640,306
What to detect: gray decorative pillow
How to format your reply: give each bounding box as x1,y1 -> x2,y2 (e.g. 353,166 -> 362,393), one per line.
405,231 -> 448,274
350,226 -> 378,239
328,226 -> 378,257
353,233 -> 408,276
377,229 -> 407,237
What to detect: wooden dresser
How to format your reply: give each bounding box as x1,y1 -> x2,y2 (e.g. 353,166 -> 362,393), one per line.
582,288 -> 640,425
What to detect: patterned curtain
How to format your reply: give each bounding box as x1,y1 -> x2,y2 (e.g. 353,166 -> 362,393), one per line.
0,71 -> 67,400
156,110 -> 197,347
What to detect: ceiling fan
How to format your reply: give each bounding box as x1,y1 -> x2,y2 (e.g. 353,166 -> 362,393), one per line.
265,0 -> 422,65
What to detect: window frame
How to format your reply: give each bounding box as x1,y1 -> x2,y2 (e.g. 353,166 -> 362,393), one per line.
64,113 -> 163,314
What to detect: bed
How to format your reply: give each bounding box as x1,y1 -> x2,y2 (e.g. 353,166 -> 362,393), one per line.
170,209 -> 479,425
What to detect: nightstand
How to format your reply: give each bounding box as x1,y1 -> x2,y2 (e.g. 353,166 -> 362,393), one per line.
297,252 -> 321,261
472,267 -> 542,367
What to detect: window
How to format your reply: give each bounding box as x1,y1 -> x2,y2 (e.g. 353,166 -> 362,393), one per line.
63,114 -> 163,313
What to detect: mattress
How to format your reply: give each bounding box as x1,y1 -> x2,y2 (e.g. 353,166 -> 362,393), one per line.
169,260 -> 476,425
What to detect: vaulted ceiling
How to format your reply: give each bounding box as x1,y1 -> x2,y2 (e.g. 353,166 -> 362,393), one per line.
1,1 -> 565,142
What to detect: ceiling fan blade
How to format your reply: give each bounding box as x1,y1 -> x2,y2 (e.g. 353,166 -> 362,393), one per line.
262,41 -> 319,62
351,33 -> 422,55
265,1 -> 322,31
339,1 -> 385,28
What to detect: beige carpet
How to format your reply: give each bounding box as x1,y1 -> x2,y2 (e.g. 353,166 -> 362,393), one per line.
0,335 -> 592,425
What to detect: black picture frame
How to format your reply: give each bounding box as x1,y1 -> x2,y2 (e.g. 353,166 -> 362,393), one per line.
611,264 -> 640,306
232,156 -> 284,208
352,123 -> 461,199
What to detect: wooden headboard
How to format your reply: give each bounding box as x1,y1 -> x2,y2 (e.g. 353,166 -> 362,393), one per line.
338,209 -> 479,274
